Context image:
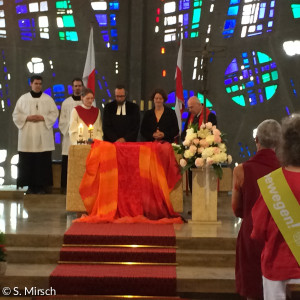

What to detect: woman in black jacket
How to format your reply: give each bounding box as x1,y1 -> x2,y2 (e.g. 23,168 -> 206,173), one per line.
141,88 -> 179,143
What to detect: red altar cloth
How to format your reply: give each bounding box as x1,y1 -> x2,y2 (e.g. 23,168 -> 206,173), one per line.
74,140 -> 183,224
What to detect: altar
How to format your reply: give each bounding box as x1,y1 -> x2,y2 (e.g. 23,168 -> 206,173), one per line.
66,143 -> 183,214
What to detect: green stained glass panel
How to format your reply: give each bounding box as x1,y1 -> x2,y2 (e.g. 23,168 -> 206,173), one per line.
232,95 -> 245,106
62,15 -> 75,27
265,85 -> 277,100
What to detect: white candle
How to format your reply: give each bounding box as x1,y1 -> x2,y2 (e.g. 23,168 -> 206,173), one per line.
78,123 -> 83,137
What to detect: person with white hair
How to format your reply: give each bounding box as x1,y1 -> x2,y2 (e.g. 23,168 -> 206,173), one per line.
232,119 -> 282,300
252,113 -> 300,300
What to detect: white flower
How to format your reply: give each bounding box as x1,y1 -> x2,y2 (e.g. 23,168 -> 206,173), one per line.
218,143 -> 226,151
206,135 -> 215,145
202,147 -> 215,159
180,159 -> 187,167
183,139 -> 191,146
184,149 -> 194,159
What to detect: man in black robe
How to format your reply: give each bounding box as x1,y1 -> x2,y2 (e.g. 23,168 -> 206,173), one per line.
103,85 -> 140,142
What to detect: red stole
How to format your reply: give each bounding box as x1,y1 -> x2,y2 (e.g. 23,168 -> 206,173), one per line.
75,106 -> 99,127
188,107 -> 211,128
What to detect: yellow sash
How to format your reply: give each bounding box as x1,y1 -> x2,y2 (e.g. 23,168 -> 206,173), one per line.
258,168 -> 300,265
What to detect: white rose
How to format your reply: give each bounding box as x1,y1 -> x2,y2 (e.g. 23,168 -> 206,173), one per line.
184,149 -> 193,159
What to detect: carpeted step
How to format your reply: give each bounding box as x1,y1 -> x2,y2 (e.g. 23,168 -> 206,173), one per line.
49,264 -> 177,296
59,247 -> 176,263
63,223 -> 176,246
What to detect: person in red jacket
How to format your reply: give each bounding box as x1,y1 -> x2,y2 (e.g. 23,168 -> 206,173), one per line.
251,113 -> 300,300
232,119 -> 281,300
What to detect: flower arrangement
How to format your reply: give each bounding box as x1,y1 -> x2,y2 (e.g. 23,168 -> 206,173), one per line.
172,122 -> 232,179
0,232 -> 6,262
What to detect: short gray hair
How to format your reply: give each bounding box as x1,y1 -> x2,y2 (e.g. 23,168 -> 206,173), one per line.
279,113 -> 300,166
256,119 -> 281,149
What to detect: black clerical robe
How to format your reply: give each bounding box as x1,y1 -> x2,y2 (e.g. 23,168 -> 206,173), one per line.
103,100 -> 140,142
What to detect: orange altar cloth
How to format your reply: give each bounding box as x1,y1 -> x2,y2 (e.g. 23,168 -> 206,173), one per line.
75,141 -> 183,224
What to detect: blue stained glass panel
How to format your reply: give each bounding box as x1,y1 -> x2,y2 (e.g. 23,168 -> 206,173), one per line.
102,34 -> 109,42
109,2 -> 119,10
242,70 -> 249,79
269,9 -> 274,18
224,19 -> 236,30
182,112 -> 188,119
166,92 -> 175,104
44,88 -> 52,96
110,14 -> 116,26
258,7 -> 265,18
111,45 -> 118,50
53,84 -> 65,93
110,29 -> 117,37
95,14 -> 108,26
183,13 -> 189,25
228,6 -> 239,16
55,132 -> 61,144
18,19 -> 31,28
179,0 -> 190,11
229,0 -> 240,4
257,24 -> 263,30
224,78 -> 232,85
245,81 -> 254,88
225,58 -> 238,75
16,5 -> 28,14
249,93 -> 257,105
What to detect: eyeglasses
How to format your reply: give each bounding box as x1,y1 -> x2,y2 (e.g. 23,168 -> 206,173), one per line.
115,95 -> 126,98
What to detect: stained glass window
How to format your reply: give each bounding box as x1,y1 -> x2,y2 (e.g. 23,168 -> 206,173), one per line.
224,51 -> 278,106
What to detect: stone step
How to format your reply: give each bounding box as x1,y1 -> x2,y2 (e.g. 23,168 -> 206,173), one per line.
6,234 -> 63,247
0,264 -> 236,295
6,247 -> 60,264
176,237 -> 236,251
6,247 -> 235,268
176,249 -> 235,267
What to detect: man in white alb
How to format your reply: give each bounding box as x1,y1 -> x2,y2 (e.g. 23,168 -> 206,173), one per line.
12,75 -> 59,194
58,78 -> 83,193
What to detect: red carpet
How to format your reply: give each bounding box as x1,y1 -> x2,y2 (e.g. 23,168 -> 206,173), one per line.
49,223 -> 178,296
63,223 -> 176,246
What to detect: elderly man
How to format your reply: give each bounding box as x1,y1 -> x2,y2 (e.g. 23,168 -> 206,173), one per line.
103,84 -> 140,142
232,119 -> 281,300
181,96 -> 217,141
181,96 -> 217,193
58,78 -> 83,193
12,75 -> 59,194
